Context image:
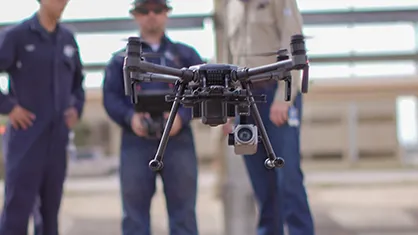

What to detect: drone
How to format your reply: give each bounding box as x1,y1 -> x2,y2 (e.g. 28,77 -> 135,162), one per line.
123,34 -> 310,172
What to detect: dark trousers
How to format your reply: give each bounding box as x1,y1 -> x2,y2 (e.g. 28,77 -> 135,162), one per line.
33,198 -> 43,235
119,129 -> 198,235
0,120 -> 68,235
243,92 -> 314,235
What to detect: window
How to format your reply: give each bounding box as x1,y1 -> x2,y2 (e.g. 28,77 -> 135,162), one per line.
350,23 -> 416,54
396,96 -> 418,146
348,0 -> 418,11
297,0 -> 418,12
297,0 -> 351,12
0,1 -> 38,24
76,26 -> 215,64
304,23 -> 417,56
352,61 -> 416,77
84,71 -> 104,89
309,61 -> 417,79
166,20 -> 215,61
62,0 -> 131,20
303,25 -> 352,55
0,0 -> 214,23
75,31 -> 135,64
309,63 -> 351,79
63,0 -> 213,20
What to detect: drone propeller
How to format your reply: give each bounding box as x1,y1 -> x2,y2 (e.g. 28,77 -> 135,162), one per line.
245,49 -> 288,57
237,35 -> 313,57
239,48 -> 311,57
121,38 -> 135,42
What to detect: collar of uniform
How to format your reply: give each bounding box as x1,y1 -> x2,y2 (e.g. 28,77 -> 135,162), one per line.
29,13 -> 63,40
115,34 -> 173,57
140,34 -> 172,50
161,34 -> 172,47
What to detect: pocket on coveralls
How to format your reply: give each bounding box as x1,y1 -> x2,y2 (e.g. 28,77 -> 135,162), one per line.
62,56 -> 75,73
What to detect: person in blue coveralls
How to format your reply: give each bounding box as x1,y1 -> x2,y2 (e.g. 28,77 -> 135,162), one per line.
0,0 -> 85,234
102,0 -> 204,234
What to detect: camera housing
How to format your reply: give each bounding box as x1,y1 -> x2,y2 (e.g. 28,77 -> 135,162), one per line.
192,101 -> 238,126
228,124 -> 258,155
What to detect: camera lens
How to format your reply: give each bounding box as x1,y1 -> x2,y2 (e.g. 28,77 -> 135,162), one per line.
237,127 -> 253,142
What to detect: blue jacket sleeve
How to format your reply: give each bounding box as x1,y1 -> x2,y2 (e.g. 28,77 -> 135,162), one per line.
177,47 -> 205,128
102,56 -> 134,129
71,39 -> 85,118
0,28 -> 17,114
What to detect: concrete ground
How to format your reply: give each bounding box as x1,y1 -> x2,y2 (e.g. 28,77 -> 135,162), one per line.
2,167 -> 418,235
36,169 -> 418,234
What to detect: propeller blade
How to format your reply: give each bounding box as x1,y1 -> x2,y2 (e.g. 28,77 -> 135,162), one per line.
250,52 -> 278,56
238,49 -> 288,57
235,35 -> 312,57
239,41 -> 315,57
301,35 -> 314,40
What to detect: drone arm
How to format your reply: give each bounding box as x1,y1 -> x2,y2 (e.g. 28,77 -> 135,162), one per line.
174,47 -> 203,128
248,71 -> 288,83
138,60 -> 194,81
134,73 -> 180,83
236,59 -> 293,80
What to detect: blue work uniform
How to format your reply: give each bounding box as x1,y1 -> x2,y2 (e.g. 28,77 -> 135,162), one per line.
0,14 -> 85,235
103,35 -> 203,235
240,83 -> 313,235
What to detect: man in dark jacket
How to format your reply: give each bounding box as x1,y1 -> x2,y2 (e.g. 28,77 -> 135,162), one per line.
0,0 -> 85,234
102,1 -> 204,234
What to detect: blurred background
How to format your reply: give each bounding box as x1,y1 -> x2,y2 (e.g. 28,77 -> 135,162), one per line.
1,0 -> 418,234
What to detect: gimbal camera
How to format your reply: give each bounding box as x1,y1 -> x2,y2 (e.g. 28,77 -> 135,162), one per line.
123,34 -> 310,172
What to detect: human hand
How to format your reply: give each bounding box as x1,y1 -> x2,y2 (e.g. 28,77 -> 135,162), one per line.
131,112 -> 149,137
8,105 -> 36,130
64,107 -> 79,129
222,118 -> 234,136
269,101 -> 290,126
164,112 -> 182,136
